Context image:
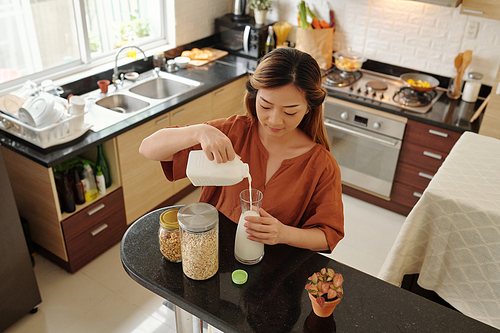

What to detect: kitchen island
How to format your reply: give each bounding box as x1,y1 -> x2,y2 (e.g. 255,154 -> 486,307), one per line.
120,206 -> 498,333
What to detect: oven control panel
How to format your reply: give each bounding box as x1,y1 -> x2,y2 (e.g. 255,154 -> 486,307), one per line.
324,98 -> 406,140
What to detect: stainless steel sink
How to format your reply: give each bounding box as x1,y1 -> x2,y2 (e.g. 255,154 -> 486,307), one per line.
129,75 -> 201,99
86,70 -> 203,131
96,94 -> 150,113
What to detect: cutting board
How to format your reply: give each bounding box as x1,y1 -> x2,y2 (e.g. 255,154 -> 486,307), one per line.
188,48 -> 228,66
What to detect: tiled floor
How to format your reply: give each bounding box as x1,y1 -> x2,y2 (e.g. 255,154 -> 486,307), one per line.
5,189 -> 405,333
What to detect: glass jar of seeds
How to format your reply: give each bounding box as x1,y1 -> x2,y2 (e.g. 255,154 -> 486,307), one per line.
158,208 -> 182,263
177,203 -> 219,280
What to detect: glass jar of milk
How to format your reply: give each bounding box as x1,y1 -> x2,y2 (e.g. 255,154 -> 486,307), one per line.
234,189 -> 265,265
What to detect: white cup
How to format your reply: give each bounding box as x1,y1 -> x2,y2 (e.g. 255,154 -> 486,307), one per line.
69,96 -> 86,115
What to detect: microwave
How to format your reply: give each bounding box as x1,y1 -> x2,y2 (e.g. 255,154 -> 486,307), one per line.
215,14 -> 275,60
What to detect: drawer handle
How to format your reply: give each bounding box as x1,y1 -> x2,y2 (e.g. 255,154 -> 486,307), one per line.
462,8 -> 484,15
428,129 -> 448,138
418,172 -> 434,180
91,223 -> 108,236
155,115 -> 169,125
173,109 -> 185,117
413,192 -> 422,198
214,89 -> 225,96
87,203 -> 105,216
423,151 -> 442,160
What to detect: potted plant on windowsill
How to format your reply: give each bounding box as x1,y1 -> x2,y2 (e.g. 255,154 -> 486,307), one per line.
248,0 -> 272,25
305,268 -> 344,317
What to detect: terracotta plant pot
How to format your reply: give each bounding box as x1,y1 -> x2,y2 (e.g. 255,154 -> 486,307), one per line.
308,293 -> 341,317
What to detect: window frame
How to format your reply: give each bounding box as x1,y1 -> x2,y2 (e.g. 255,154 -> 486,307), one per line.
0,0 -> 172,94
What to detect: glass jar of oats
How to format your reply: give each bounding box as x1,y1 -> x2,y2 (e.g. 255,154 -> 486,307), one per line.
177,203 -> 219,280
158,208 -> 182,263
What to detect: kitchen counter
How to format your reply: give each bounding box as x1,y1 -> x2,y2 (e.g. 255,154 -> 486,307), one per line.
0,52 -> 486,168
326,60 -> 487,134
120,206 -> 498,333
0,54 -> 256,167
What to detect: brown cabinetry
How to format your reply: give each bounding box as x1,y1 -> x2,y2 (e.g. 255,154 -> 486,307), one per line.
62,188 -> 126,272
212,77 -> 247,120
479,66 -> 500,139
461,0 -> 500,20
1,139 -> 123,272
170,94 -> 213,193
392,119 -> 461,212
116,112 -> 175,225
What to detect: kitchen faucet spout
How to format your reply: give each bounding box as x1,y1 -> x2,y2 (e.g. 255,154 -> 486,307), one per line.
113,45 -> 148,88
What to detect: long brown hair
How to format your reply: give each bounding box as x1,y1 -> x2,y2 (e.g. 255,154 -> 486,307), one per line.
244,48 -> 330,151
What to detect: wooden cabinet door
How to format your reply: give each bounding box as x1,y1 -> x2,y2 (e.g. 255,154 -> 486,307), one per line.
117,112 -> 173,224
461,0 -> 500,20
212,76 -> 247,120
479,66 -> 500,139
170,94 -> 213,193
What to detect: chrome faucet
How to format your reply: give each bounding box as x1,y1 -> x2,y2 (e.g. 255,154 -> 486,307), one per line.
112,45 -> 148,88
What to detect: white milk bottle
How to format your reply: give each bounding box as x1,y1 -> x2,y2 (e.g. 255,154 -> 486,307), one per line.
186,150 -> 249,186
234,188 -> 264,265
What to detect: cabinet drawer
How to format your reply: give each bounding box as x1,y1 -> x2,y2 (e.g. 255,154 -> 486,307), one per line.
394,162 -> 434,191
399,141 -> 448,173
404,119 -> 461,153
391,181 -> 424,208
62,188 -> 127,271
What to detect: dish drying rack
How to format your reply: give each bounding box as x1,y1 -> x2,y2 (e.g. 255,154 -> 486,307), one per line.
0,109 -> 92,149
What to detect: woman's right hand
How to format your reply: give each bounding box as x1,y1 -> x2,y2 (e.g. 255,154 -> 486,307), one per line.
198,124 -> 236,163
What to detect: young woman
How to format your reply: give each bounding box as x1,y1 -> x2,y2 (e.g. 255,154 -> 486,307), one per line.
139,48 -> 344,252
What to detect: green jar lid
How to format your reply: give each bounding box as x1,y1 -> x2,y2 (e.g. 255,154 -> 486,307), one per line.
232,269 -> 248,284
160,209 -> 179,229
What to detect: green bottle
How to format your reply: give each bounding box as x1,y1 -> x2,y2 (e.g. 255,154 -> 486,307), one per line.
96,144 -> 112,188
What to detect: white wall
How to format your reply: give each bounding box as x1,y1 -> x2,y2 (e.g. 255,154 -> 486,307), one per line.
174,0 -> 231,46
174,0 -> 500,86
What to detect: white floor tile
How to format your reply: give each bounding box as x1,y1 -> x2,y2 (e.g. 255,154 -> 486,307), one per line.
4,189 -> 405,333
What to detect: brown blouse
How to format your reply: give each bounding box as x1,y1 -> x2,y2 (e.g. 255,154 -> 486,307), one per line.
161,115 -> 344,252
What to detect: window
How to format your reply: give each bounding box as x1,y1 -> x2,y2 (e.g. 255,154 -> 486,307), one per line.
0,0 -> 165,88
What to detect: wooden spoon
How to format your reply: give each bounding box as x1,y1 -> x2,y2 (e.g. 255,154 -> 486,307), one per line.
461,50 -> 472,77
456,50 -> 473,96
453,53 -> 463,97
469,93 -> 491,123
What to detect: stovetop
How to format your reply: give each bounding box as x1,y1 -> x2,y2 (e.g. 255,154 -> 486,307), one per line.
322,68 -> 444,114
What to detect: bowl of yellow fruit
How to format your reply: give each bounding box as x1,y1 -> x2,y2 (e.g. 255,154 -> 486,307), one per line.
400,73 -> 439,92
333,50 -> 366,72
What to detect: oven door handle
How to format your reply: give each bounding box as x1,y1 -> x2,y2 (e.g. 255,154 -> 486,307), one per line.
243,25 -> 251,54
324,121 -> 398,146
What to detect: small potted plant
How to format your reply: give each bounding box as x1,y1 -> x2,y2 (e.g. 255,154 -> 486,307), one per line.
248,0 -> 272,24
305,267 -> 344,317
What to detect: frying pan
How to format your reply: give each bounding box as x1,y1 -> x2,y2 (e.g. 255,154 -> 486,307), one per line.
400,73 -> 440,92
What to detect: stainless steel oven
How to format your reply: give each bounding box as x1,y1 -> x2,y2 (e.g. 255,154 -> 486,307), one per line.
324,97 -> 407,198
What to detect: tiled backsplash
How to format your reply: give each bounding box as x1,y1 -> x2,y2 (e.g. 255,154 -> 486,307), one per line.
175,0 -> 500,87
268,0 -> 500,86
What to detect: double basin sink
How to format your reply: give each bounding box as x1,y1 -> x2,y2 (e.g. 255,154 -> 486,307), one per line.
84,69 -> 203,131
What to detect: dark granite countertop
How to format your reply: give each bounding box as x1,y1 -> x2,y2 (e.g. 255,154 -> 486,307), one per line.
121,206 -> 498,333
0,50 -> 487,168
326,59 -> 488,134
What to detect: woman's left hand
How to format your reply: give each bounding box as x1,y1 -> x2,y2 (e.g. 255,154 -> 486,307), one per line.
244,208 -> 286,245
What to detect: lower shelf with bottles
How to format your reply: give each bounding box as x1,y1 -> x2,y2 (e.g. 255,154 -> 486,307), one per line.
53,139 -> 121,222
